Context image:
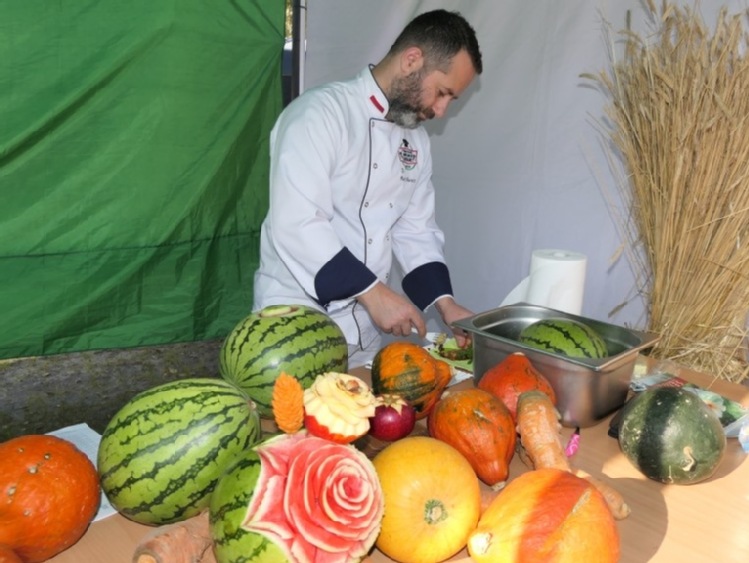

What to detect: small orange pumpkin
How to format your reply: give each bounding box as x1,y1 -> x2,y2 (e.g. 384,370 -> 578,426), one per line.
467,468 -> 620,563
373,436 -> 481,563
0,435 -> 101,563
427,388 -> 516,489
477,352 -> 556,420
371,341 -> 452,420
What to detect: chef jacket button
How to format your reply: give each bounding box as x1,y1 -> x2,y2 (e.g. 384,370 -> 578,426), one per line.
373,163 -> 378,169
389,202 -> 393,208
364,201 -> 369,207
368,238 -> 373,244
385,273 -> 390,279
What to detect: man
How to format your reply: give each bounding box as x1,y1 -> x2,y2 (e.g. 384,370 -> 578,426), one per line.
253,9 -> 482,366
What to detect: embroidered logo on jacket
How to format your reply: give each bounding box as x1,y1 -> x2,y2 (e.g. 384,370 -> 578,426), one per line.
398,139 -> 418,171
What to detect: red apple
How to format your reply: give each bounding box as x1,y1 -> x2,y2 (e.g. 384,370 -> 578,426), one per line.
369,394 -> 417,441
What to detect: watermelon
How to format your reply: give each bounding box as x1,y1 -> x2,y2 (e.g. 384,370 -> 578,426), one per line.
518,318 -> 608,359
219,304 -> 348,417
209,432 -> 384,563
97,378 -> 261,525
618,386 -> 726,484
209,447 -> 286,562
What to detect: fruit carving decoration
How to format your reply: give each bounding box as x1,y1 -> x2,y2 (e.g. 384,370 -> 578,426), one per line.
212,372 -> 385,562
272,372 -> 306,434
272,371 -> 379,443
210,432 -> 384,563
301,372 -> 378,443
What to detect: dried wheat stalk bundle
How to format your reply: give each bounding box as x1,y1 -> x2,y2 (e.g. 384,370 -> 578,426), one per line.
587,0 -> 749,383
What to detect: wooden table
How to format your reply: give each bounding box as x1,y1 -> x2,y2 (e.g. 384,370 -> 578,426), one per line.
49,362 -> 749,563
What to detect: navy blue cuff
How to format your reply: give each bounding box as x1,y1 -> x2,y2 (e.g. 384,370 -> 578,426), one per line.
402,262 -> 453,311
314,247 -> 377,307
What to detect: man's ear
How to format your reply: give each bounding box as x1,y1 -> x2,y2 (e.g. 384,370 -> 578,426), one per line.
400,46 -> 424,75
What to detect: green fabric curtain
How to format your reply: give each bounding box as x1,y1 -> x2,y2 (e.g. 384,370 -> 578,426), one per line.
0,1 -> 284,359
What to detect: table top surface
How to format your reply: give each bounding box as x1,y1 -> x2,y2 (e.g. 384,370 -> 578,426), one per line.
48,361 -> 749,563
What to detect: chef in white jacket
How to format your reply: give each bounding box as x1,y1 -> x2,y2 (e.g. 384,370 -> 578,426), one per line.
254,9 -> 482,366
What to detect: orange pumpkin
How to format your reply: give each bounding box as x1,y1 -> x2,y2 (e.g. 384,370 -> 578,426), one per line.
371,341 -> 452,420
467,468 -> 620,563
427,388 -> 516,488
0,435 -> 101,563
477,352 -> 556,420
0,546 -> 21,563
372,436 -> 481,563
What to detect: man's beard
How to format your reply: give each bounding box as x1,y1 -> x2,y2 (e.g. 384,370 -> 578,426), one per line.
386,70 -> 435,129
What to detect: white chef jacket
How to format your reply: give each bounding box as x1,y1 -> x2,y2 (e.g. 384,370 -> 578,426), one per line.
253,66 -> 454,350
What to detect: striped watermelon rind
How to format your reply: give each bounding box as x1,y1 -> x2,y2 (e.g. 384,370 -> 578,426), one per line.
518,318 -> 608,359
97,378 -> 261,525
219,305 -> 348,417
209,443 -> 288,563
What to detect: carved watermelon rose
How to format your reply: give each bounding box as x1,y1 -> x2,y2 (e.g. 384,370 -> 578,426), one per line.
210,432 -> 384,563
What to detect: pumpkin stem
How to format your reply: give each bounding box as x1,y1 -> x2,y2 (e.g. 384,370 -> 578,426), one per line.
468,532 -> 493,556
681,446 -> 696,472
489,480 -> 507,492
424,499 -> 448,525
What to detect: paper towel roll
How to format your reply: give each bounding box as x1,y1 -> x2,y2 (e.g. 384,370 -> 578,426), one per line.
499,249 -> 587,315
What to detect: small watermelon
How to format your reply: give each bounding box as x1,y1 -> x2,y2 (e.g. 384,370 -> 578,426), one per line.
209,432 -> 384,563
219,304 -> 348,417
98,378 -> 261,525
518,318 -> 608,359
618,386 -> 726,484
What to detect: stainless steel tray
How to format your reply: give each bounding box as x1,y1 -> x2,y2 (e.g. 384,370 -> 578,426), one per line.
453,303 -> 660,427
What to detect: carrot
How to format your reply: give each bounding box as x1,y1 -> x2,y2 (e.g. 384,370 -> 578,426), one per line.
132,511 -> 216,563
574,469 -> 632,520
516,390 -> 571,472
516,390 -> 630,520
272,372 -> 305,433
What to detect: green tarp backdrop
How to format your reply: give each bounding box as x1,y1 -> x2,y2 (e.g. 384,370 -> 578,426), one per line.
0,1 -> 285,359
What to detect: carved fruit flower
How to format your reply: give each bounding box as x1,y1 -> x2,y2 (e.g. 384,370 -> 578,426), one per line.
303,372 -> 378,443
209,432 -> 385,563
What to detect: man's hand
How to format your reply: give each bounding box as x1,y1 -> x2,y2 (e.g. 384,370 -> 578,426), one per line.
434,296 -> 474,347
356,282 -> 427,338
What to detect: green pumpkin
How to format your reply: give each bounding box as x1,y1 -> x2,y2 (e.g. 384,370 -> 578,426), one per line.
618,386 -> 726,484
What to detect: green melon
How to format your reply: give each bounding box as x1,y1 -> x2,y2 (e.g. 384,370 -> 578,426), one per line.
97,378 -> 261,525
618,386 -> 726,484
219,304 -> 348,417
518,318 -> 608,359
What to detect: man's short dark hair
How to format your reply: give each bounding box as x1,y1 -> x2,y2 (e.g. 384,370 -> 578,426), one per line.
389,9 -> 483,75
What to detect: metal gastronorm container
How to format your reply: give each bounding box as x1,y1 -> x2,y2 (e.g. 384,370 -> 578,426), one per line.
453,303 -> 660,428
